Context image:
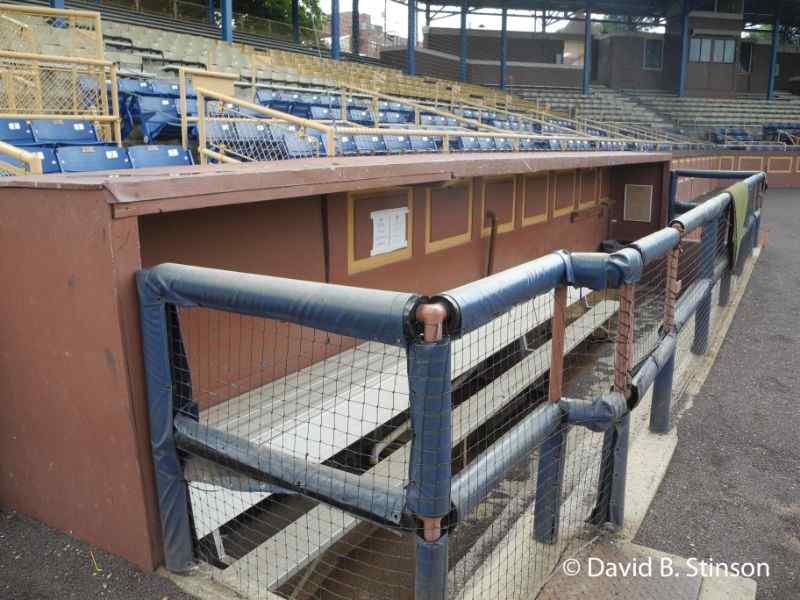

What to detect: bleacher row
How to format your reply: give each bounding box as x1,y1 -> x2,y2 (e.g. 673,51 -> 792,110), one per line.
120,76 -> 580,140
3,75 -> 721,175
117,76 -> 714,162
203,120 -> 634,159
0,118 -> 192,173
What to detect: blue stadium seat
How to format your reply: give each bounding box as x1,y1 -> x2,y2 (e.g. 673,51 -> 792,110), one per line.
235,122 -> 287,160
128,145 -> 194,168
379,100 -> 407,112
420,114 -> 435,127
256,89 -> 293,114
310,94 -> 336,107
353,134 -> 386,155
495,137 -> 513,151
150,80 -> 183,98
118,78 -> 155,96
549,139 -> 563,151
304,130 -> 329,156
31,119 -> 103,146
409,135 -> 437,153
131,96 -> 180,143
453,136 -> 480,151
0,118 -> 35,146
347,109 -> 375,126
345,97 -> 370,110
335,135 -> 358,156
379,111 -> 404,125
518,138 -> 535,151
281,132 -> 321,158
445,117 -> 459,128
0,145 -> 60,174
56,145 -> 131,172
310,106 -> 341,121
476,137 -> 496,151
383,134 -> 412,153
290,101 -> 312,119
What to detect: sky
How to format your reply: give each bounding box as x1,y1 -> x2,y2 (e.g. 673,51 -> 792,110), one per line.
318,0 -> 570,39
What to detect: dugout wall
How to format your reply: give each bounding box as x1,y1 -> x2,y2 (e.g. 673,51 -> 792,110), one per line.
0,147 -> 765,571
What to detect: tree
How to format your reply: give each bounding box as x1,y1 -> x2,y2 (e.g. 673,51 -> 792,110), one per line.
228,0 -> 324,30
599,14 -> 662,34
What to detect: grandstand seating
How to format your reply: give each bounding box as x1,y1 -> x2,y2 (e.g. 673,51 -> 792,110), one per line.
56,145 -> 131,172
624,89 -> 800,143
30,119 -> 105,146
6,1 -> 799,175
0,145 -> 61,174
508,84 -> 673,129
127,144 -> 193,168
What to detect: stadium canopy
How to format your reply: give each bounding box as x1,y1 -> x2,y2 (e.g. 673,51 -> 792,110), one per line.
383,0 -> 798,98
422,0 -> 800,26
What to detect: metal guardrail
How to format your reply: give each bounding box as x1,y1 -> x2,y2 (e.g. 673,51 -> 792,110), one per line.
135,168 -> 766,599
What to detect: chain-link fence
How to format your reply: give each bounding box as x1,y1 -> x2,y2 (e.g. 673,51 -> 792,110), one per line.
136,170 -> 765,600
0,4 -> 104,60
197,89 -> 331,164
0,51 -> 122,144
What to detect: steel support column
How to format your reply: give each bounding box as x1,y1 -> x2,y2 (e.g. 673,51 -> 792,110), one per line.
581,2 -> 592,96
220,0 -> 232,42
407,0 -> 417,75
677,0 -> 690,97
352,0 -> 360,55
207,0 -> 215,27
767,12 -> 780,100
292,0 -> 300,44
500,7 -> 508,89
459,0 -> 468,82
331,0 -> 341,60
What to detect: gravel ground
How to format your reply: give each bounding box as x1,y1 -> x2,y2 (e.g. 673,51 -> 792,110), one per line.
634,188 -> 800,600
0,509 -> 198,600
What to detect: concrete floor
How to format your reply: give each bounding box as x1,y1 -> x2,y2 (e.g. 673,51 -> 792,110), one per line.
0,508 -> 198,600
635,188 -> 800,600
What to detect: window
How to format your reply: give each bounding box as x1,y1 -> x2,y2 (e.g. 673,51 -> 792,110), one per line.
690,37 -> 736,64
700,38 -> 712,62
723,39 -> 735,63
643,38 -> 663,70
690,38 -> 701,62
712,39 -> 724,62
739,42 -> 752,72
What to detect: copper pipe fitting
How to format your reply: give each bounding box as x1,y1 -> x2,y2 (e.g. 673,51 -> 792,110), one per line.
422,516 -> 443,542
415,302 -> 447,343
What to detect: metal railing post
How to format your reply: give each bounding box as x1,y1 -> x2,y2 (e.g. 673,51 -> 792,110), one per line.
533,286 -> 567,543
592,283 -> 635,528
651,227 -> 681,433
692,217 -> 717,355
718,207 -> 732,305
410,302 -> 451,600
